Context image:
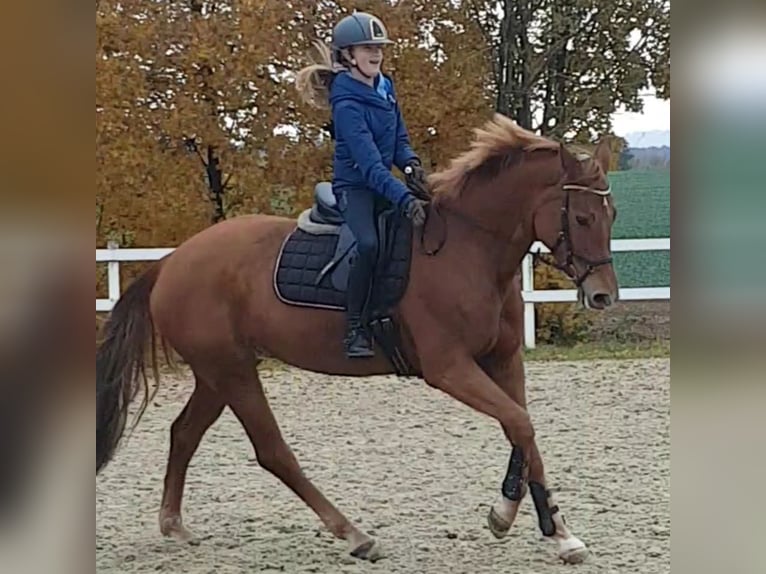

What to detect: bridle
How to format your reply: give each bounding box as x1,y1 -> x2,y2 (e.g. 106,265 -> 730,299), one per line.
419,182 -> 614,288
532,183 -> 614,287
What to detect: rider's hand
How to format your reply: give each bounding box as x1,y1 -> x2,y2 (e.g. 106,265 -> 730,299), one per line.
403,195 -> 428,227
404,160 -> 431,201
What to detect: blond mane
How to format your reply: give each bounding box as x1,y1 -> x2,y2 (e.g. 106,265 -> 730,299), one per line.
428,113 -> 560,195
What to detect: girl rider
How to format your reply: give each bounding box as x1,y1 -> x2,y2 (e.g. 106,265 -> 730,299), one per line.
296,12 -> 429,358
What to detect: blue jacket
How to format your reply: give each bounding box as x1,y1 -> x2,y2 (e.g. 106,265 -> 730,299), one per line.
329,71 -> 418,208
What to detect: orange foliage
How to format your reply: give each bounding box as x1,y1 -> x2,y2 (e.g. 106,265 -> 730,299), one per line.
96,0 -> 493,249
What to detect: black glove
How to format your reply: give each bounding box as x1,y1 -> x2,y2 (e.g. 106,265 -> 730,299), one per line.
404,159 -> 431,201
402,195 -> 428,227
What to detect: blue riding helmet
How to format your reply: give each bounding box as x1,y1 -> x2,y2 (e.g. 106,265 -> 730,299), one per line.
331,12 -> 395,51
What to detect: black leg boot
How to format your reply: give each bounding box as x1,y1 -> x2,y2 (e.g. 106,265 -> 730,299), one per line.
344,255 -> 375,358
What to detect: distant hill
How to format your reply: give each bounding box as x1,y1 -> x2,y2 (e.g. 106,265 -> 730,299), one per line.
616,130 -> 670,170
624,130 -> 670,147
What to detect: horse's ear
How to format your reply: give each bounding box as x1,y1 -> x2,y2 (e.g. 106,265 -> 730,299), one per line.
593,137 -> 612,174
560,144 -> 582,177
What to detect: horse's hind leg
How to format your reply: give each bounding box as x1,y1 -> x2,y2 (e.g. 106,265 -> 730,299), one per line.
223,363 -> 382,561
482,345 -> 588,564
159,375 -> 225,543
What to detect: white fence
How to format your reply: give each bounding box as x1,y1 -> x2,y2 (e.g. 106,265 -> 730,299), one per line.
521,238 -> 669,347
97,238 -> 670,348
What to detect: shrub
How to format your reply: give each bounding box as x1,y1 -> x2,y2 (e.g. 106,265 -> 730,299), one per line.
532,263 -> 592,346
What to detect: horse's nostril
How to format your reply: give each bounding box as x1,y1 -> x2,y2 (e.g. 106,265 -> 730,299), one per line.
593,293 -> 612,307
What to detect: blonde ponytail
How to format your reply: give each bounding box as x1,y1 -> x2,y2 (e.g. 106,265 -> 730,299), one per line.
295,41 -> 346,109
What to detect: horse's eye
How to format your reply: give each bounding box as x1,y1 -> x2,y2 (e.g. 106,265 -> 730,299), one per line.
576,215 -> 591,227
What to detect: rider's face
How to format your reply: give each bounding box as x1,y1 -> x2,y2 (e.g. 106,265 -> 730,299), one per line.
352,44 -> 383,77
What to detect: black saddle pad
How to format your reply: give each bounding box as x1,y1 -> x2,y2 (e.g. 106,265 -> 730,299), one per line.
273,210 -> 413,314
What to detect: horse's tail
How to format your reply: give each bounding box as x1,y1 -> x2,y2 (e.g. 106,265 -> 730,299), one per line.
96,260 -> 165,474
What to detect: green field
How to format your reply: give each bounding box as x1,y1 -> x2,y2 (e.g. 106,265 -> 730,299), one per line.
607,169 -> 670,288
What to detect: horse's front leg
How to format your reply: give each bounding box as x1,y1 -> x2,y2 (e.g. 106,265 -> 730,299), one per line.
480,344 -> 589,564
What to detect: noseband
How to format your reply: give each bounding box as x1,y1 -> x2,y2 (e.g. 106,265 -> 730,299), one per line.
532,183 -> 613,287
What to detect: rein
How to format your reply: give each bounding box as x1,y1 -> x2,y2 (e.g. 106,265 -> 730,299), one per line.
418,200 -> 506,257
418,183 -> 613,287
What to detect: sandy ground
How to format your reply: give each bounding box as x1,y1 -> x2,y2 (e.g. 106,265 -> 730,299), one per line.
96,358 -> 669,573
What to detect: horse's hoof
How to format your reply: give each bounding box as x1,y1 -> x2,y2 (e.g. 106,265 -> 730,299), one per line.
160,516 -> 200,545
168,527 -> 200,545
487,506 -> 511,539
557,537 -> 589,564
350,538 -> 384,562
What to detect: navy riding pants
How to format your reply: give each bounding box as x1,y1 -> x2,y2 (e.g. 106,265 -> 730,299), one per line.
334,188 -> 387,320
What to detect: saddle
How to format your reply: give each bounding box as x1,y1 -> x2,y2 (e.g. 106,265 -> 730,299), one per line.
273,182 -> 415,375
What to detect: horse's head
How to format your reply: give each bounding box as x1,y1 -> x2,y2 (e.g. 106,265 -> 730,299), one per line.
427,114 -> 619,309
532,139 -> 619,309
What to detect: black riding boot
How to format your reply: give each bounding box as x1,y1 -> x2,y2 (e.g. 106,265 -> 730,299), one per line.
344,256 -> 374,358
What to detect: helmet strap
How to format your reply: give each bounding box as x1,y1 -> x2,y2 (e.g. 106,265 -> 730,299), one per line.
353,61 -> 376,80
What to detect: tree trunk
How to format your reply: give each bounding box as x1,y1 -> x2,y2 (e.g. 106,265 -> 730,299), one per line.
495,0 -> 514,117
204,146 -> 226,223
516,0 -> 532,129
495,0 -> 532,129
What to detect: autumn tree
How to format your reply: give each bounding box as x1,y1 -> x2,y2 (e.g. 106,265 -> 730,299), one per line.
466,0 -> 670,141
97,0 -> 326,248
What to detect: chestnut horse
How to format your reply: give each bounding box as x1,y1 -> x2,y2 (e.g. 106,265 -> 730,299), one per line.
96,114 -> 618,564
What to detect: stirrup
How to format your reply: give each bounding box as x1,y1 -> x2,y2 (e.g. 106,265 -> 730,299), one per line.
344,327 -> 374,358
